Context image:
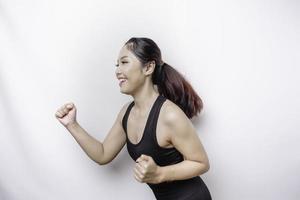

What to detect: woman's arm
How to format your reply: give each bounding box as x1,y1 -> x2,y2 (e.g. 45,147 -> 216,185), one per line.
158,103 -> 210,182
57,102 -> 130,165
134,102 -> 210,184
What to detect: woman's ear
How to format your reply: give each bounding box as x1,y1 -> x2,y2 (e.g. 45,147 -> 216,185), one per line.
143,61 -> 156,76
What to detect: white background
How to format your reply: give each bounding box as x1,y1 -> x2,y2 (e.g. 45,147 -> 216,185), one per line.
0,0 -> 299,199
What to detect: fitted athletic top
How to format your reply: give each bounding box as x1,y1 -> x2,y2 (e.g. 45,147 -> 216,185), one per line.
122,95 -> 212,200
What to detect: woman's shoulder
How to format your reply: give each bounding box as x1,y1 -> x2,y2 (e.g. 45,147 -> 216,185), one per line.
116,101 -> 133,123
161,98 -> 189,125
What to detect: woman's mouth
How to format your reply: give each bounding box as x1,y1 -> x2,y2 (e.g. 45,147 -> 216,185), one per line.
119,79 -> 127,86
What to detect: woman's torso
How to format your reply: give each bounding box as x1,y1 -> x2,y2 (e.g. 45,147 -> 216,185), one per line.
122,94 -> 212,200
126,94 -> 173,149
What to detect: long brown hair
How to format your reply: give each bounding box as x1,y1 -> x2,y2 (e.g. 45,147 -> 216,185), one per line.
125,37 -> 203,119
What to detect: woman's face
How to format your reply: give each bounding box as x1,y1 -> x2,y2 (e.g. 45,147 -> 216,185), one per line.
115,45 -> 146,95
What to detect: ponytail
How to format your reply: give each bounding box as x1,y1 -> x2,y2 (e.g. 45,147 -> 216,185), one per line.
153,62 -> 203,119
125,37 -> 203,119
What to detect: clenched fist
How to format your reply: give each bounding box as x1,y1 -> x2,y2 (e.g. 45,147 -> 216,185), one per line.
134,154 -> 163,184
55,102 -> 77,127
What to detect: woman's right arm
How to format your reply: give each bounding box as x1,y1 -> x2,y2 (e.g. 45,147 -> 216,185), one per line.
55,101 -> 131,165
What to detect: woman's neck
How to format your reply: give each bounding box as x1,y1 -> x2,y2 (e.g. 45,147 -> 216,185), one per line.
132,90 -> 159,113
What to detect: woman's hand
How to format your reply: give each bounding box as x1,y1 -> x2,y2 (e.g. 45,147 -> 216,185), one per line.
55,102 -> 77,127
133,154 -> 163,184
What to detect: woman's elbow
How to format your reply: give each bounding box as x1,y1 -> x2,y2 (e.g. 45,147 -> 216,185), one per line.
201,159 -> 210,173
205,162 -> 210,172
203,154 -> 210,171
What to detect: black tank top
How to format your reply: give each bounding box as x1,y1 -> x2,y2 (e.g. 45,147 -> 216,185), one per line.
122,95 -> 212,200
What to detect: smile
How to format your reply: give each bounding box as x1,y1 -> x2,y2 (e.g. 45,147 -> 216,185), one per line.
119,79 -> 127,86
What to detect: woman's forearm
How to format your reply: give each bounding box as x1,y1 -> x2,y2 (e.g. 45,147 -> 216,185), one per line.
66,122 -> 105,164
158,160 -> 210,183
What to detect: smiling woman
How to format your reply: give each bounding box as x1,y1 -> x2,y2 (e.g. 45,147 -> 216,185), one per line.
55,37 -> 211,200
116,37 -> 203,119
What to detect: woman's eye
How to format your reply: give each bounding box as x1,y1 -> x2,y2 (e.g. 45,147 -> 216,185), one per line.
115,61 -> 128,67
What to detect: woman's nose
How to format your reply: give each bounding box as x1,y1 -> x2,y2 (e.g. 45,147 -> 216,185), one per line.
115,67 -> 121,74
115,69 -> 123,78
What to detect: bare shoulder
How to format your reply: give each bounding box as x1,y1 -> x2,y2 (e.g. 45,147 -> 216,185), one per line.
160,99 -> 190,126
117,101 -> 132,120
160,98 -> 197,141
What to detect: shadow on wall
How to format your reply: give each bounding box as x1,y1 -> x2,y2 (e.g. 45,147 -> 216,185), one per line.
0,183 -> 11,200
191,106 -> 208,137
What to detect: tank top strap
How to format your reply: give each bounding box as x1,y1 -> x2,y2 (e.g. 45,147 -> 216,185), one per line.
145,95 -> 167,142
122,95 -> 166,136
122,101 -> 135,134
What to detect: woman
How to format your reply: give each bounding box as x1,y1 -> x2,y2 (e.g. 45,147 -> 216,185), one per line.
55,37 -> 212,200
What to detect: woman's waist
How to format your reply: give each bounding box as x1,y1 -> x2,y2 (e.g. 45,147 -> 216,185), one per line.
147,176 -> 204,192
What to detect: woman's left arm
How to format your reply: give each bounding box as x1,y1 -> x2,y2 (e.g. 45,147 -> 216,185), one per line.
134,104 -> 210,184
157,106 -> 210,183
